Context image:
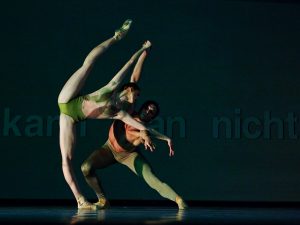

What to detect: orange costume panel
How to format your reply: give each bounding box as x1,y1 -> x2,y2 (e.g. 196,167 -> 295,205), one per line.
108,120 -> 137,153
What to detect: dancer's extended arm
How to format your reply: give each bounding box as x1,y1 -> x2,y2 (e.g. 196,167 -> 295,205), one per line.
114,110 -> 154,150
148,128 -> 174,157
105,41 -> 151,91
130,50 -> 148,83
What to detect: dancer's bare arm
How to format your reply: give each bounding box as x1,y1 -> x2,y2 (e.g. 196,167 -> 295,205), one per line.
130,50 -> 148,83
148,128 -> 174,157
105,41 -> 151,91
114,110 -> 155,150
114,110 -> 147,130
120,122 -> 174,156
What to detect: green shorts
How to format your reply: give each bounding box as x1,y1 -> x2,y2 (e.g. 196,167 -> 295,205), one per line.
58,96 -> 86,122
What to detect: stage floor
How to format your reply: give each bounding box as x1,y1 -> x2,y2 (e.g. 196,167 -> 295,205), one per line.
1,206 -> 300,225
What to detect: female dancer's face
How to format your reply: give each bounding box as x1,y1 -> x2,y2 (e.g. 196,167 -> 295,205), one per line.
121,88 -> 140,104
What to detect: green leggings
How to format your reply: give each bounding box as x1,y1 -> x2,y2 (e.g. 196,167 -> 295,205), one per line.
81,140 -> 178,201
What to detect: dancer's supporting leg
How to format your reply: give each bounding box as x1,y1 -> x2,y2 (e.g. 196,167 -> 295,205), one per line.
58,37 -> 117,104
81,144 -> 117,208
58,19 -> 132,103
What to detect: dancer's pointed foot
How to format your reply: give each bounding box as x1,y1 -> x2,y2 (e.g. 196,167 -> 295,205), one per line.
114,19 -> 132,41
94,197 -> 110,209
142,40 -> 152,50
175,196 -> 188,210
77,196 -> 98,210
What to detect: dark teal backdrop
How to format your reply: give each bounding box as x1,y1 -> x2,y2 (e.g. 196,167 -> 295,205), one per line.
0,0 -> 300,201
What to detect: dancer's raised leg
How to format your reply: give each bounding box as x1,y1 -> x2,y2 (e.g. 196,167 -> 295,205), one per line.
58,20 -> 132,103
58,37 -> 116,104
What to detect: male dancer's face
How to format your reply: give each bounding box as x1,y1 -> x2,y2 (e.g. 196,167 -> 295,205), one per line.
139,104 -> 157,123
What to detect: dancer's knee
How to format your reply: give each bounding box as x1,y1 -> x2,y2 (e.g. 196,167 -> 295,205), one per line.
81,161 -> 94,177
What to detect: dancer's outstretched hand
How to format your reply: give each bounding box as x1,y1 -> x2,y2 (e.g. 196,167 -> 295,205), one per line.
167,138 -> 175,157
144,136 -> 155,152
140,130 -> 155,151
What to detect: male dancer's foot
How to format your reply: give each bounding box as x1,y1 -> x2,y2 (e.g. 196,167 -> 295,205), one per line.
77,196 -> 98,210
114,19 -> 132,41
176,196 -> 188,210
94,197 -> 110,209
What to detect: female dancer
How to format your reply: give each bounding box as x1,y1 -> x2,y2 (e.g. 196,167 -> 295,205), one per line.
58,20 -> 153,209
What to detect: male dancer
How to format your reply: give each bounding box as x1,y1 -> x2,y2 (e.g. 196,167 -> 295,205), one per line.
81,101 -> 188,209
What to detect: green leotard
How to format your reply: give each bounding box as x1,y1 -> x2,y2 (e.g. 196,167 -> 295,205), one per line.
58,87 -> 117,122
58,96 -> 87,122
